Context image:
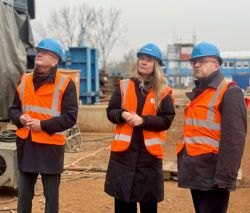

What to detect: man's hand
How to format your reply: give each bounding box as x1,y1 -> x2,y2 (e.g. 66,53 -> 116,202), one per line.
20,114 -> 32,126
26,118 -> 42,131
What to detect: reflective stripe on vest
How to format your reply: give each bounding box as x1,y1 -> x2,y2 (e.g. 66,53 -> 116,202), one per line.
19,74 -> 67,117
19,74 -> 29,103
145,138 -> 164,146
184,136 -> 219,148
185,119 -> 220,130
113,133 -> 131,142
121,79 -> 130,109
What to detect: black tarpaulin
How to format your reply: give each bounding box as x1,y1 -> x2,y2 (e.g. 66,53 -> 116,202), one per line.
0,0 -> 34,120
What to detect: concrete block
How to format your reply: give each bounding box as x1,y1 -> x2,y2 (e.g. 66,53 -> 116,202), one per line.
77,105 -> 115,132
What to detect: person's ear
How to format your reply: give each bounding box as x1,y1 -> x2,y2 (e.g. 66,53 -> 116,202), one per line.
52,58 -> 59,67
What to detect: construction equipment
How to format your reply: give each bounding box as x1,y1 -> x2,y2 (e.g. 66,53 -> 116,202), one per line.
0,130 -> 18,189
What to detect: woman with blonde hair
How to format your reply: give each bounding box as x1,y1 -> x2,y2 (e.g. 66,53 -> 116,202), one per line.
105,43 -> 175,213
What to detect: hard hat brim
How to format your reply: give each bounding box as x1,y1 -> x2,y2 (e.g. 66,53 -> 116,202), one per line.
137,52 -> 163,66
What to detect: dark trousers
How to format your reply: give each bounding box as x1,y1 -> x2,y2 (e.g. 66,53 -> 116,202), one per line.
17,171 -> 61,213
191,189 -> 230,213
115,198 -> 157,213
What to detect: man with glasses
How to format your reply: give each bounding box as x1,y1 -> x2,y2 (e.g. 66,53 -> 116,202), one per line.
177,42 -> 247,213
9,38 -> 78,213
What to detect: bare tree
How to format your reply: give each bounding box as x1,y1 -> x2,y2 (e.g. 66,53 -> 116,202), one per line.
107,50 -> 136,76
87,7 -> 124,71
31,7 -> 78,48
47,7 -> 77,47
77,4 -> 96,46
31,4 -> 125,70
31,21 -> 47,42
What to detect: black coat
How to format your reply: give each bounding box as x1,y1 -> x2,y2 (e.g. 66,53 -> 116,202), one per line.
9,67 -> 78,174
104,78 -> 175,203
177,72 -> 247,191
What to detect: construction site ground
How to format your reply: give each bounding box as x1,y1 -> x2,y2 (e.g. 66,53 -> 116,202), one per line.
0,89 -> 250,213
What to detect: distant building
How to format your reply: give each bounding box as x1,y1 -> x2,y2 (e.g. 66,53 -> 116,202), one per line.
164,42 -> 250,88
221,52 -> 250,78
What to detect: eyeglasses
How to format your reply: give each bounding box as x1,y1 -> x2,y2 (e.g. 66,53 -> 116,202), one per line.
35,49 -> 58,59
190,59 -> 218,66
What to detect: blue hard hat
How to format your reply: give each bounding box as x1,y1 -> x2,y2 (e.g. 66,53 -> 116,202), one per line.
36,38 -> 64,60
137,43 -> 163,65
191,42 -> 223,65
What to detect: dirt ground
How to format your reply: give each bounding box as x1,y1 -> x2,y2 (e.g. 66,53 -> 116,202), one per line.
0,90 -> 250,213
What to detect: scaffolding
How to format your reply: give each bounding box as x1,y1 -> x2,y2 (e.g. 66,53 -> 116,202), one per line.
165,33 -> 197,88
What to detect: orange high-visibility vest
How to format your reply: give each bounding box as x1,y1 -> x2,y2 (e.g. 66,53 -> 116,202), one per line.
111,79 -> 172,158
177,80 -> 236,156
16,72 -> 70,145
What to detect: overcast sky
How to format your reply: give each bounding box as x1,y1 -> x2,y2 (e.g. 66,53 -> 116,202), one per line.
33,0 -> 250,61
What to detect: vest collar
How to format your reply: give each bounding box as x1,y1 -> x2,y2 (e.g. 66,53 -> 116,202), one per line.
186,71 -> 224,101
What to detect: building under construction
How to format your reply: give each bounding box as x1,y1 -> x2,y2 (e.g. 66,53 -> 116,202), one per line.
163,34 -> 196,88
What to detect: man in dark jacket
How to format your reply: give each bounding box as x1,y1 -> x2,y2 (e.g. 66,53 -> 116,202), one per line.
9,38 -> 78,213
177,42 -> 247,213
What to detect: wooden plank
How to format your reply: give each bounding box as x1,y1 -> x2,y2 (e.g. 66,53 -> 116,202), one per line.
163,161 -> 242,185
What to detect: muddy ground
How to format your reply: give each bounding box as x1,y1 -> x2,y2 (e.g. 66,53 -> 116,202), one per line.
0,90 -> 250,213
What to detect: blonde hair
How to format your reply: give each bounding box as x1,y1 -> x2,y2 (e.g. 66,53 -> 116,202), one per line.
129,60 -> 167,110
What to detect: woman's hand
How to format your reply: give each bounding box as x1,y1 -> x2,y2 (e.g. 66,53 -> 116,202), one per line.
121,111 -> 143,127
